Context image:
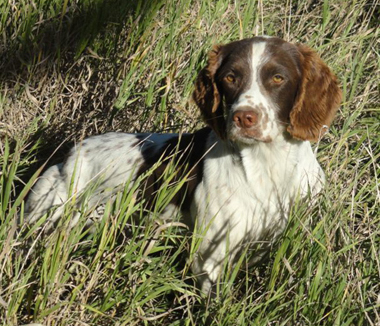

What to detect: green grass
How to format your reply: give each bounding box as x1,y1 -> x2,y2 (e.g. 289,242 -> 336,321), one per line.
0,0 -> 379,325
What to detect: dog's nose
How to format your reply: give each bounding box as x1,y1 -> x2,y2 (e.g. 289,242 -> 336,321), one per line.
233,109 -> 259,129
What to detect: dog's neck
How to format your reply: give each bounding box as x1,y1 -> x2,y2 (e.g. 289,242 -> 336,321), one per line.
206,130 -> 324,198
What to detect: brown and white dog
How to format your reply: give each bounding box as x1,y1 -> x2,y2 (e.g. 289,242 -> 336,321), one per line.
25,36 -> 341,292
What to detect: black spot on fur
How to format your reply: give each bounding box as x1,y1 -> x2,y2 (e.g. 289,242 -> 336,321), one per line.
135,127 -> 213,213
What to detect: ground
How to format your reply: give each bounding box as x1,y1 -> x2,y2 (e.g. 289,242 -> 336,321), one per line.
0,0 -> 379,325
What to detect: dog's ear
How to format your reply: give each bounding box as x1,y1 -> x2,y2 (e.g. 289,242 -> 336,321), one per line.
287,44 -> 342,141
193,45 -> 227,139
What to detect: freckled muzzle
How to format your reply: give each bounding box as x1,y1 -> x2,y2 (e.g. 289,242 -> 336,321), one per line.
229,105 -> 271,143
232,106 -> 260,129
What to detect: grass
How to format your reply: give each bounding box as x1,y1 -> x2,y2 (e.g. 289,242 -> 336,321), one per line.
0,0 -> 379,325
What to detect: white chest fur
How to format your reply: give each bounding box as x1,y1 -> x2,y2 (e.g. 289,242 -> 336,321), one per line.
190,133 -> 324,291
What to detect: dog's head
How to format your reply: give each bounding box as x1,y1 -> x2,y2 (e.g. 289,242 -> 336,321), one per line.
193,37 -> 342,144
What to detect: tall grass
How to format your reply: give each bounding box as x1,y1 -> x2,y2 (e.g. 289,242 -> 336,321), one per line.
0,0 -> 379,325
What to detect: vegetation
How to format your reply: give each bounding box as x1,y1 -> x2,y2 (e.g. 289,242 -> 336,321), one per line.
0,0 -> 379,325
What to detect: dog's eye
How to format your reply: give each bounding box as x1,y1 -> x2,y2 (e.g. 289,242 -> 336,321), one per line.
272,74 -> 284,84
225,74 -> 236,83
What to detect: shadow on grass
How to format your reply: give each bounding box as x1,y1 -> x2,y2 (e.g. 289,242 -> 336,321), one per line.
0,0 -> 163,79
1,0 -> 165,184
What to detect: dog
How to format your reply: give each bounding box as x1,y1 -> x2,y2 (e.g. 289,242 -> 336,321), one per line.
25,36 -> 342,292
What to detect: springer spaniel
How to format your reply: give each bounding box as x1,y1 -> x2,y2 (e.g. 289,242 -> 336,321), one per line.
25,36 -> 342,292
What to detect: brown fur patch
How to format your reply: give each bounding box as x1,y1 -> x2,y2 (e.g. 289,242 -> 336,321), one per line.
192,46 -> 227,139
287,44 -> 342,141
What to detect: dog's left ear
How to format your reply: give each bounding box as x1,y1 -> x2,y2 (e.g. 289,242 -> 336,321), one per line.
193,45 -> 227,139
287,44 -> 342,141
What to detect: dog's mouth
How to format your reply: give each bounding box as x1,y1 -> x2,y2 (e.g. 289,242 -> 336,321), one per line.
227,124 -> 273,144
225,106 -> 275,143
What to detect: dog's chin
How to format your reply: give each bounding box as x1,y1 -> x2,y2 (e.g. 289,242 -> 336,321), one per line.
227,128 -> 272,145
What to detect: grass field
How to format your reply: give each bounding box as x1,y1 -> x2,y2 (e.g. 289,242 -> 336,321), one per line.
0,0 -> 379,325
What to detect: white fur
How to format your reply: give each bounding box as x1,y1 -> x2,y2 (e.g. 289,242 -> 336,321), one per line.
25,133 -> 171,229
239,42 -> 268,108
191,133 -> 324,291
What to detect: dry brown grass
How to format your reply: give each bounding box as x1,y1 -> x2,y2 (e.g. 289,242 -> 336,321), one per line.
0,0 -> 379,325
